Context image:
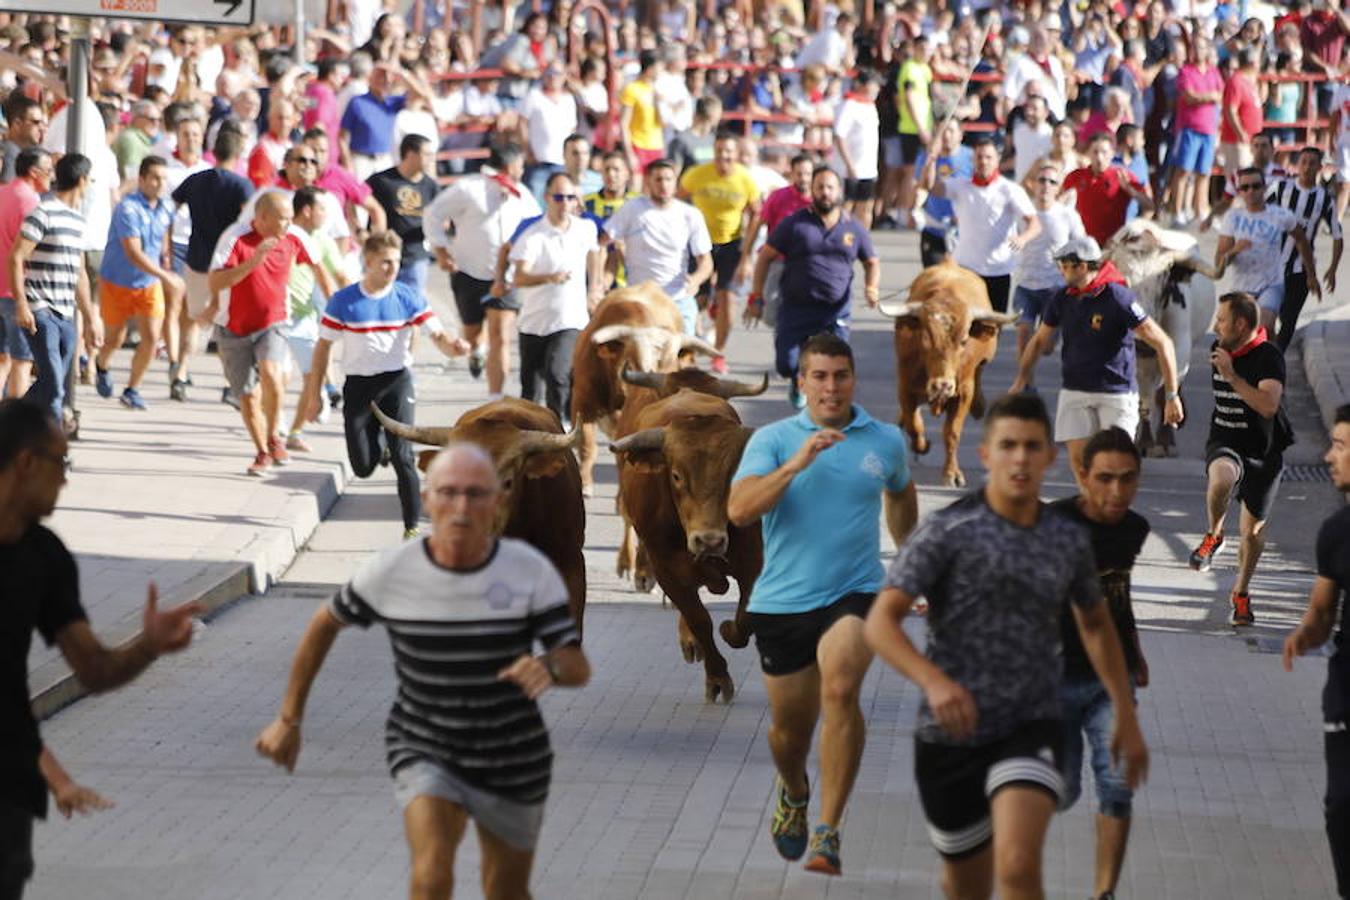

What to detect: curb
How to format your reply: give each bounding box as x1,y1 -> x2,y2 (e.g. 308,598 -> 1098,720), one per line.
1302,317 -> 1350,435
31,458 -> 351,721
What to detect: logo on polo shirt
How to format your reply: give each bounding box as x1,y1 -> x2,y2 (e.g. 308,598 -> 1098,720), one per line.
860,451 -> 885,479
842,232 -> 855,246
1091,314 -> 1104,331
484,583 -> 516,610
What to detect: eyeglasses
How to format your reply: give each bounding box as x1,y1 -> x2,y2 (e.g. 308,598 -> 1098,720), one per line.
1237,182 -> 1263,192
33,450 -> 72,473
550,193 -> 578,202
1036,177 -> 1060,185
434,486 -> 496,501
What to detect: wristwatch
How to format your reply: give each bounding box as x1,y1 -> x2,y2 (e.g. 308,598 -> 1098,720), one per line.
1165,390 -> 1180,401
541,655 -> 561,684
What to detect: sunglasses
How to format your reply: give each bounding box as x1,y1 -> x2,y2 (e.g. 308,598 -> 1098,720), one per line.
291,157 -> 319,165
1238,182 -> 1263,192
550,193 -> 578,202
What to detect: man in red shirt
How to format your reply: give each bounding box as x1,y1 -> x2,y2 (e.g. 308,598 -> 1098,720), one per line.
1218,46 -> 1263,174
738,153 -> 813,328
0,149 -> 50,400
206,191 -> 335,475
1301,0 -> 1349,111
246,97 -> 298,189
1062,133 -> 1154,245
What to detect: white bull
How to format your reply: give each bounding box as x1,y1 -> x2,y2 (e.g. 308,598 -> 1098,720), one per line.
1105,220 -> 1219,457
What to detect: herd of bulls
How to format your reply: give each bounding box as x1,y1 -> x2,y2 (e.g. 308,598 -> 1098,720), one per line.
372,223 -> 1216,702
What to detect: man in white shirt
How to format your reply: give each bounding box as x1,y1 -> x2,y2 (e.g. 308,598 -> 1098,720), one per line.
1003,27 -> 1068,121
509,173 -> 606,425
921,137 -> 1041,313
604,159 -> 715,335
425,142 -> 541,397
833,69 -> 881,228
797,11 -> 856,74
655,43 -> 694,143
1011,94 -> 1053,183
520,64 -> 579,201
1012,162 -> 1086,383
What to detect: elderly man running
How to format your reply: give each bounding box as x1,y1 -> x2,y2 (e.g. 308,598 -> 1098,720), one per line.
257,443 -> 591,900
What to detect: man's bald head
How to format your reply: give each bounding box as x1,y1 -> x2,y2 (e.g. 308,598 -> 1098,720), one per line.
425,442 -> 500,491
253,190 -> 294,237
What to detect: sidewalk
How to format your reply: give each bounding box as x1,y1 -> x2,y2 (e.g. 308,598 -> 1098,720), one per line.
1302,300 -> 1350,433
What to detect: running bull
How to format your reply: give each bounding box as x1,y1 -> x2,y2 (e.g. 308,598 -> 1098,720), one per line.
879,261 -> 1018,487
610,389 -> 762,703
372,398 -> 588,634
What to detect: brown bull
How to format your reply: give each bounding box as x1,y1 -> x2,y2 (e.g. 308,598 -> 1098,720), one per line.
610,390 -> 762,703
570,283 -> 720,494
881,261 -> 1018,487
613,367 -> 769,592
371,398 -> 588,634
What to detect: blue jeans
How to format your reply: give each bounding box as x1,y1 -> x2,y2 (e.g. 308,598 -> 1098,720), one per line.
524,162 -> 564,203
774,315 -> 850,379
1059,676 -> 1133,818
24,308 -> 76,422
396,257 -> 430,296
0,297 -> 34,362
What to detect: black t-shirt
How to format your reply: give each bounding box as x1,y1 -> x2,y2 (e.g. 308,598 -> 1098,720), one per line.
1052,498 -> 1149,681
1319,506 -> 1350,722
1208,336 -> 1286,461
366,168 -> 439,263
1,525 -> 87,818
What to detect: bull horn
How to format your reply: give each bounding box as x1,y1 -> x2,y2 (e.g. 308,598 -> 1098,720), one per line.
677,334 -> 723,358
514,423 -> 585,456
878,299 -> 922,318
970,309 -> 1020,326
609,427 -> 666,455
591,324 -> 638,345
620,365 -> 666,391
370,402 -> 454,446
713,372 -> 770,399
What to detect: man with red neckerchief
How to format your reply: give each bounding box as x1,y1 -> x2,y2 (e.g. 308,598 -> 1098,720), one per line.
1189,291 -> 1294,628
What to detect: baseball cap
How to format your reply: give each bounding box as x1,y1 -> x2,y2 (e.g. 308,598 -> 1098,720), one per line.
1053,236 -> 1103,263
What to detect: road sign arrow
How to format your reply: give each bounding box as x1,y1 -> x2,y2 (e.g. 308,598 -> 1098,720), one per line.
215,0 -> 241,16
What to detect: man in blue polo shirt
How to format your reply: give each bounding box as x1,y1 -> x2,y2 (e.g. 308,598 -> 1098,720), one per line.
340,64 -> 437,182
746,167 -> 880,409
727,333 -> 918,878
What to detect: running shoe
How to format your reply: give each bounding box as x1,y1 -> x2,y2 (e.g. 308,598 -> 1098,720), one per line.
803,824 -> 842,876
246,451 -> 271,477
711,356 -> 729,375
79,355 -> 91,385
402,527 -> 421,541
285,432 -> 312,453
788,380 -> 806,411
95,367 -> 113,398
119,388 -> 147,410
267,435 -> 290,466
768,775 -> 810,861
1230,591 -> 1255,626
1188,533 -> 1225,572
326,385 -> 342,409
468,349 -> 486,379
170,379 -> 188,402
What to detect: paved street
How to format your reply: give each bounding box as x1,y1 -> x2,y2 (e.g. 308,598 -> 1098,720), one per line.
25,229 -> 1350,898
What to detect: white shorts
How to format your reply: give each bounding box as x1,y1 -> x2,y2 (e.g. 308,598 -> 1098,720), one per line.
1055,389 -> 1139,443
392,759 -> 545,851
184,269 -> 215,318
1339,143 -> 1350,182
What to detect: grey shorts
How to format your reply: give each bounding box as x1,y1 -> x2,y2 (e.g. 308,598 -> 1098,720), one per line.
392,759 -> 545,851
214,323 -> 289,396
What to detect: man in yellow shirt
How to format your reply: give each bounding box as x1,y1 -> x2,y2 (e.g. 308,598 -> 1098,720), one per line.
896,37 -> 935,229
679,131 -> 761,372
619,50 -> 665,190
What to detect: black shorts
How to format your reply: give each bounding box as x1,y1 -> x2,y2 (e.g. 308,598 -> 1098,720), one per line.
1206,444 -> 1283,521
898,132 -> 924,166
451,273 -> 520,326
707,240 -> 743,293
979,273 -> 1012,314
748,592 -> 875,676
844,177 -> 877,201
0,804 -> 35,894
915,719 -> 1065,859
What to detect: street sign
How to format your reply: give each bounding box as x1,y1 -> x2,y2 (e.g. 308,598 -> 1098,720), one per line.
0,0 -> 254,25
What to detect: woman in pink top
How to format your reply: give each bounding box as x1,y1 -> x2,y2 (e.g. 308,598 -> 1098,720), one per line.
1164,35 -> 1224,226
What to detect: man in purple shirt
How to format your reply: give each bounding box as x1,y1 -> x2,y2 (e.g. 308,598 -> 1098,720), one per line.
747,168 -> 881,408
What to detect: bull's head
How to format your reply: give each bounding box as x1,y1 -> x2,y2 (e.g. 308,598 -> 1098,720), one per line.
610,416 -> 754,561
881,298 -> 1017,412
620,366 -> 770,400
370,403 -> 582,533
591,325 -> 721,403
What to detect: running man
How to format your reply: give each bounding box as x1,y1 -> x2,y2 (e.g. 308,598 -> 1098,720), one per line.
864,392 -> 1148,900
727,333 -> 918,876
1189,291 -> 1295,627
1283,403 -> 1350,896
1053,426 -> 1151,900
256,442 -> 590,900
302,231 -> 471,539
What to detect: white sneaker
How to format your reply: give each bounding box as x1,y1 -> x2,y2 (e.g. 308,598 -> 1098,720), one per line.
315,402 -> 330,425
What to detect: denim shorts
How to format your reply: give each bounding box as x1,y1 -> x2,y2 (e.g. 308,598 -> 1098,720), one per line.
1059,676 -> 1133,818
1012,285 -> 1056,325
1255,281 -> 1285,313
0,297 -> 34,361
1172,128 -> 1216,176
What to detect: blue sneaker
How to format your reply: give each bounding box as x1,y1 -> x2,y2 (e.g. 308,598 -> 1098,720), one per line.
95,367 -> 113,398
803,824 -> 842,876
120,387 -> 147,410
788,380 -> 806,410
769,775 -> 810,861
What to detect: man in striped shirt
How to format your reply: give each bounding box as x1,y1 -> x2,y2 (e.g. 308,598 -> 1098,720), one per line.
256,443 -> 590,900
7,154 -> 100,424
1267,146 -> 1344,351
